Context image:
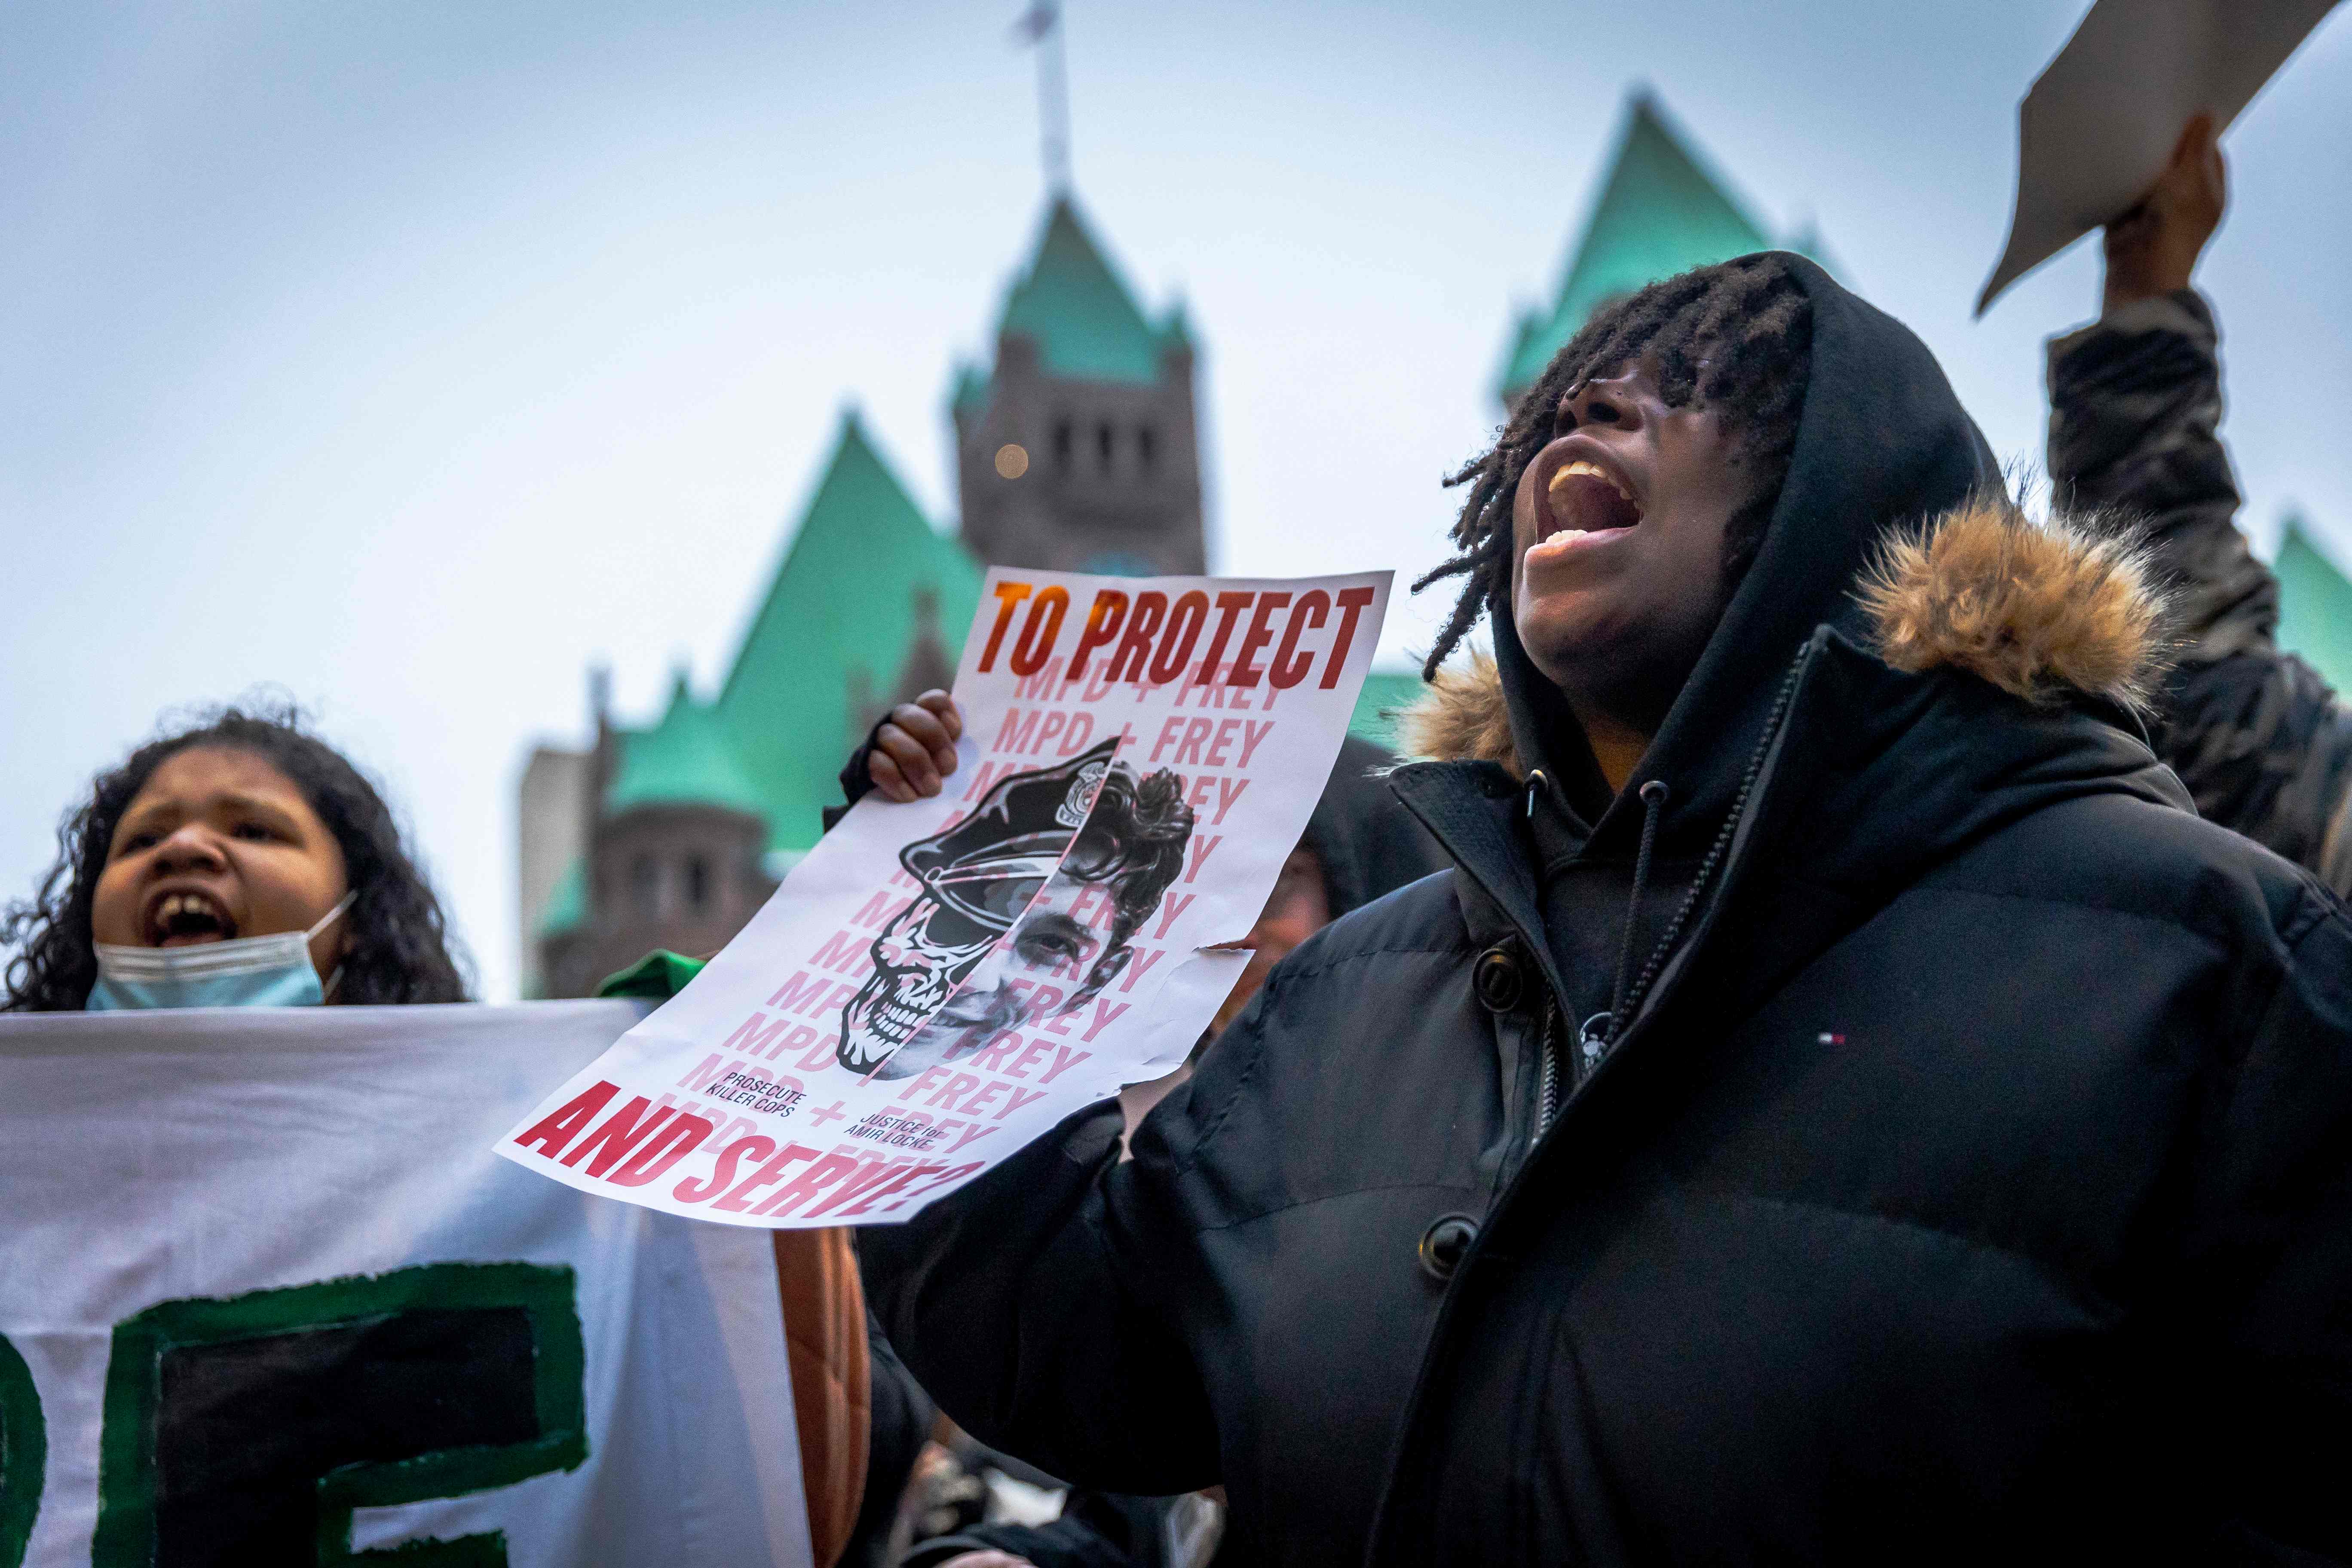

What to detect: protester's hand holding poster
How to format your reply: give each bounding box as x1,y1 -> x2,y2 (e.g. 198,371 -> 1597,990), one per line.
501,569 -> 1390,1228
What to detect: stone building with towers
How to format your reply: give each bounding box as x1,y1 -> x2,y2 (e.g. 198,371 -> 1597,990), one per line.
521,410 -> 983,998
520,189 -> 1202,996
949,197 -> 1204,577
522,89 -> 2004,995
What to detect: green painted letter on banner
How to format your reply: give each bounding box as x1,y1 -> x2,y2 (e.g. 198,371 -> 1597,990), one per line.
0,1332 -> 45,1568
92,1262 -> 587,1567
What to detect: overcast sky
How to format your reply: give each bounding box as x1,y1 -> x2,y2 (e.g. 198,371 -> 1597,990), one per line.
6,0 -> 2347,1001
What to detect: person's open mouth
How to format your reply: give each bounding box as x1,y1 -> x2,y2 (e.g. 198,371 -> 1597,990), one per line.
1528,453 -> 1643,561
144,888 -> 238,946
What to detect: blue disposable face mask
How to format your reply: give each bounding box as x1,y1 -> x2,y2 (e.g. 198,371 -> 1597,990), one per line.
87,892 -> 355,1012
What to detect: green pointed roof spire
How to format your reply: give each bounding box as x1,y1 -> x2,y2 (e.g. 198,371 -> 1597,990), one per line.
714,409 -> 984,857
996,195 -> 1167,384
1157,295 -> 1194,353
949,361 -> 990,415
1498,89 -> 1779,405
606,669 -> 767,817
2275,511 -> 2352,693
536,857 -> 585,946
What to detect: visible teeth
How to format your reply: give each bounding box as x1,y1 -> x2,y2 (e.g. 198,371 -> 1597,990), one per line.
863,996 -> 930,1045
154,892 -> 224,931
1550,460 -> 1635,506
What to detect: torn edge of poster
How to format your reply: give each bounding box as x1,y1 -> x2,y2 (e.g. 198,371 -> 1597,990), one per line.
498,568 -> 1391,1228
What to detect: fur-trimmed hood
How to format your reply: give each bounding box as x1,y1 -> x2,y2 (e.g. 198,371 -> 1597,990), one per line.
1403,499 -> 2171,775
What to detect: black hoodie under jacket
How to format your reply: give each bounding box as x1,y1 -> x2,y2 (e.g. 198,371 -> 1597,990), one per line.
862,256 -> 2352,1565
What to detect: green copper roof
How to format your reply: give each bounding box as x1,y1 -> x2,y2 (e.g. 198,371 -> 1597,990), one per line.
537,855 -> 585,942
1499,90 -> 1778,404
715,410 -> 986,855
607,671 -> 768,818
1349,669 -> 1426,751
2275,513 -> 2352,694
999,196 -> 1167,384
950,361 -> 990,415
949,196 -> 1189,418
1158,297 -> 1194,353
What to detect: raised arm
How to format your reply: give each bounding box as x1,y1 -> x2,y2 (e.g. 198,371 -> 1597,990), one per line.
2047,114 -> 2265,655
2047,116 -> 2352,892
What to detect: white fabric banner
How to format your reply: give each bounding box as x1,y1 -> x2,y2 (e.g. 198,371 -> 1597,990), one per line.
0,1001 -> 811,1568
502,568 -> 1389,1229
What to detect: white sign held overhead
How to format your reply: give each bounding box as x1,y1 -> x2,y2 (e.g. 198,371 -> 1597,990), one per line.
1976,0 -> 2341,314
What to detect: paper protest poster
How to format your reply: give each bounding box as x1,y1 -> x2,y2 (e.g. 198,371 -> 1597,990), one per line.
500,567 -> 1390,1228
0,1001 -> 809,1568
1975,0 -> 2341,313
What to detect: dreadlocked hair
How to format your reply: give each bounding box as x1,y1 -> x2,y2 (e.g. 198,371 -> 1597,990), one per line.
1417,254 -> 1814,677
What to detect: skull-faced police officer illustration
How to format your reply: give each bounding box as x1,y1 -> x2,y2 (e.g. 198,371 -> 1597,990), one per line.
839,738 -> 1194,1078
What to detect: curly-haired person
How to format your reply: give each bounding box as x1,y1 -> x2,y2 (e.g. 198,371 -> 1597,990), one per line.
864,252 -> 2352,1564
3,704 -> 468,1011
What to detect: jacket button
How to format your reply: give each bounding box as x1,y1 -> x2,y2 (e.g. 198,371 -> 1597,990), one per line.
1418,1214 -> 1479,1282
1473,946 -> 1523,1013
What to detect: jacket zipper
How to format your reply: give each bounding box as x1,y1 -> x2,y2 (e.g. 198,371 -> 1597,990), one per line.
1363,634 -> 1826,1568
1536,993 -> 1562,1136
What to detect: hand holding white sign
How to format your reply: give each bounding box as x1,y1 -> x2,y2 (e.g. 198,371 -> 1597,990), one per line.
2099,112 -> 2226,310
1975,0 -> 2339,315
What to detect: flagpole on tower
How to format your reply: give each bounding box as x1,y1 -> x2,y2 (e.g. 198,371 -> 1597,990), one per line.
1012,1 -> 1072,193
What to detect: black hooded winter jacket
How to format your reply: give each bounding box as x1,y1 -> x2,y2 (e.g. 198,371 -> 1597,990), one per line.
863,257 -> 2352,1564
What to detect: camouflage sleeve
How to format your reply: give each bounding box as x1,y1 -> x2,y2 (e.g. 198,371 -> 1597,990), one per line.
2050,292 -> 2352,895
2154,653 -> 2352,895
2046,290 -> 2270,657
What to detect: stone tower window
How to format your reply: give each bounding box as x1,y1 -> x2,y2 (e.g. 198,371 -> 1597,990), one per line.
948,202 -> 1204,575
684,854 -> 711,913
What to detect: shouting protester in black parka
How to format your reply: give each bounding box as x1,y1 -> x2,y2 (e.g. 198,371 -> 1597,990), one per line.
864,254 -> 2352,1564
